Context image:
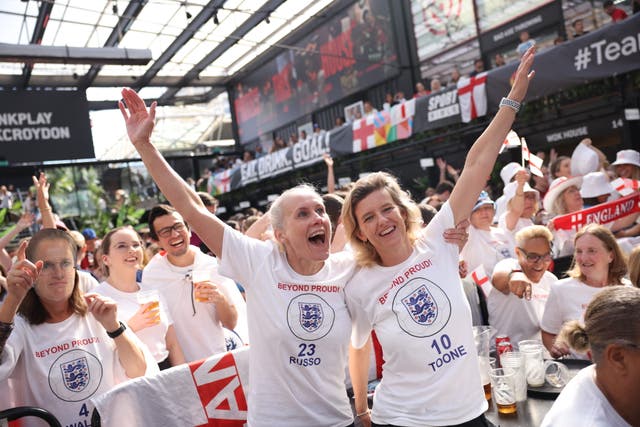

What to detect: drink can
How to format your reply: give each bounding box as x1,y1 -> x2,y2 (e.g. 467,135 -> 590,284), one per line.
496,335 -> 511,350
497,341 -> 514,357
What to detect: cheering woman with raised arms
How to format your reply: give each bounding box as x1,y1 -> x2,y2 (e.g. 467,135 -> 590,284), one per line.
119,90 -> 356,426
342,47 -> 536,427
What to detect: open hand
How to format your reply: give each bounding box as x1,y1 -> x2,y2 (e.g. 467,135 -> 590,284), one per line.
119,88 -> 157,146
508,46 -> 536,103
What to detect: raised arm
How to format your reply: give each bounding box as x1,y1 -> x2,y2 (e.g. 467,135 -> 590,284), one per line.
504,170 -> 529,231
0,212 -> 34,272
323,153 -> 336,194
33,173 -> 55,229
119,88 -> 225,258
449,47 -> 536,225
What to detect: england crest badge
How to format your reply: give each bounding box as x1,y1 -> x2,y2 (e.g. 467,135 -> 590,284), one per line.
401,284 -> 438,326
61,356 -> 90,393
299,302 -> 324,333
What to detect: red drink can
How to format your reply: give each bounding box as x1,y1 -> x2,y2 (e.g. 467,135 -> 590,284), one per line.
497,341 -> 514,357
496,335 -> 513,354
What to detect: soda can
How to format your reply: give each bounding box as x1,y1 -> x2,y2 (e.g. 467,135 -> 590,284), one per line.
495,335 -> 511,349
497,341 -> 514,357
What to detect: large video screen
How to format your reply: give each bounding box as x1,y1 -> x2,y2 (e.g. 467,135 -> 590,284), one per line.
232,0 -> 399,144
411,0 -> 478,62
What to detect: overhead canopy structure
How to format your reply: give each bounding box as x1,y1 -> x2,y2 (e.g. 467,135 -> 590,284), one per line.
0,0 -> 339,110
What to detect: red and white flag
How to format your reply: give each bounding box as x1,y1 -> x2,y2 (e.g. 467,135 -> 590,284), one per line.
470,264 -> 492,297
498,130 -> 521,154
93,347 -> 250,427
457,72 -> 487,123
520,138 -> 544,177
352,115 -> 376,152
611,177 -> 640,196
552,193 -> 640,231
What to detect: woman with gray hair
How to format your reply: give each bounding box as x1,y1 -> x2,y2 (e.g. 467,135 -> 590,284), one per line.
541,286 -> 640,427
119,89 -> 358,426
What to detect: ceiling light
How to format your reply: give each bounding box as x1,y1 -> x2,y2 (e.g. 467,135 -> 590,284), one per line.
265,13 -> 270,24
213,12 -> 219,25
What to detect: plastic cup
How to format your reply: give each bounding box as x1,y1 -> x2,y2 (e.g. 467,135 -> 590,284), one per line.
518,340 -> 545,387
544,361 -> 570,388
490,368 -> 517,414
192,270 -> 211,303
137,289 -> 161,324
500,351 -> 527,402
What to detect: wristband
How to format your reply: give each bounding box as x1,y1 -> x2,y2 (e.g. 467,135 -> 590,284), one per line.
508,269 -> 523,280
356,409 -> 371,417
106,321 -> 127,339
499,97 -> 521,113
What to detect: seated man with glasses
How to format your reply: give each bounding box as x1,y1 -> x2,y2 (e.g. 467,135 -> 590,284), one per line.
488,225 -> 557,344
140,204 -> 247,362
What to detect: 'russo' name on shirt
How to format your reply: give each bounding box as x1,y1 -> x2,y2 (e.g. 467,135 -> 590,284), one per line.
34,336 -> 101,358
277,282 -> 341,293
378,259 -> 433,304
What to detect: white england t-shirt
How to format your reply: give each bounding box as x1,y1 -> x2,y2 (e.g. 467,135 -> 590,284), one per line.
94,281 -> 173,363
488,258 -> 556,344
0,314 -> 157,427
541,278 -> 620,359
219,227 -> 355,427
497,213 -> 534,234
345,203 -> 487,426
541,365 -> 632,427
461,225 -> 515,279
141,247 -> 247,362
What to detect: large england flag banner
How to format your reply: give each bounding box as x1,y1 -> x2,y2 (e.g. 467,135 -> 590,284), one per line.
92,347 -> 249,426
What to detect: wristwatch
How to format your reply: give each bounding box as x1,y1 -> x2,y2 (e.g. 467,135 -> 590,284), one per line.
499,97 -> 521,113
107,321 -> 127,339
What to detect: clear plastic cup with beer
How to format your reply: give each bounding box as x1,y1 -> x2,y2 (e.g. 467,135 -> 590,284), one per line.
473,326 -> 493,400
137,289 -> 161,325
490,368 -> 517,414
192,269 -> 211,303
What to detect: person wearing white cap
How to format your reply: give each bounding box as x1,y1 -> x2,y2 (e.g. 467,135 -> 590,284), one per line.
499,169 -> 539,234
461,191 -> 516,278
611,149 -> 640,180
494,162 -> 524,222
580,171 -> 614,207
543,176 -> 584,257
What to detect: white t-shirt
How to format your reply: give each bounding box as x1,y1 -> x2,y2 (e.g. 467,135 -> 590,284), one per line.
78,269 -> 99,293
0,314 -> 157,427
498,212 -> 534,234
541,278 -> 618,359
94,281 -> 173,363
488,258 -> 556,344
345,203 -> 487,426
141,247 -> 247,363
461,225 -> 515,277
219,227 -> 356,427
541,365 -> 632,427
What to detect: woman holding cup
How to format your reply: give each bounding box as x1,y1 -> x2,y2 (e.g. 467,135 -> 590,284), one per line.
95,226 -> 185,369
